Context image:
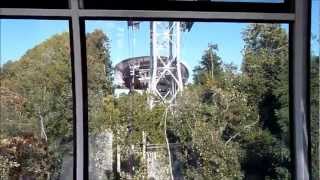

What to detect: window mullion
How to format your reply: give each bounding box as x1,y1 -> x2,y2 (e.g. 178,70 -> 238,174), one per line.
293,0 -> 310,179
70,0 -> 86,180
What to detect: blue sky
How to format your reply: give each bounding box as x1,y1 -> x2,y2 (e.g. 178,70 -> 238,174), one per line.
1,0 -> 318,72
311,0 -> 320,55
0,19 -> 69,64
85,21 -> 250,72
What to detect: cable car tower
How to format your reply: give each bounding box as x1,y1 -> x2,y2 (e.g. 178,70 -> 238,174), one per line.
149,21 -> 183,107
126,21 -> 192,179
128,21 -> 192,107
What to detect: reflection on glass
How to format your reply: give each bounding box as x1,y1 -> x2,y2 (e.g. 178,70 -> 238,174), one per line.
310,0 -> 320,179
0,19 -> 73,179
86,21 -> 290,179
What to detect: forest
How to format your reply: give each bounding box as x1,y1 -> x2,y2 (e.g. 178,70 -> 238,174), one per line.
0,23 -> 319,180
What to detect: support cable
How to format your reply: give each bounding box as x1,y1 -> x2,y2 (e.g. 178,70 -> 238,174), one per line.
163,107 -> 174,180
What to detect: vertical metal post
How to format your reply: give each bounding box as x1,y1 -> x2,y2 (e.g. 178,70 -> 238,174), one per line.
149,21 -> 158,108
169,22 -> 173,59
117,145 -> 121,175
142,131 -> 147,160
149,21 -> 184,105
151,21 -> 158,93
293,0 -> 310,179
69,0 -> 84,180
176,22 -> 183,92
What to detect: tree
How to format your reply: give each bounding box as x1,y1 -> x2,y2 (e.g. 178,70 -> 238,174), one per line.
310,55 -> 319,180
87,29 -> 113,96
193,43 -> 223,87
0,32 -> 75,179
241,23 -> 291,179
0,22 -> 296,179
1,30 -> 115,179
87,29 -> 114,138
168,86 -> 251,179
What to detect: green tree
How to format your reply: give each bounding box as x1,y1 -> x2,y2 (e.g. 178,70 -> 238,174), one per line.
185,39 -> 265,179
310,55 -> 319,180
0,32 -> 73,179
168,85 -> 253,179
86,29 -> 113,95
87,29 -> 114,137
241,23 -> 291,179
193,43 -> 223,87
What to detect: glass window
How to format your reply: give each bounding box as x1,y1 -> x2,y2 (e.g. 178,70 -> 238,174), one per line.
86,21 -> 291,179
310,0 -> 320,179
0,19 -> 73,179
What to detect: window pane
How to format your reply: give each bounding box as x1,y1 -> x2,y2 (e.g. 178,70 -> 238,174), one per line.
86,21 -> 291,179
310,0 -> 320,179
0,19 -> 73,179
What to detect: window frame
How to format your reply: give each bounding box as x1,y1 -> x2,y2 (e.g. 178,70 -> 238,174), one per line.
81,0 -> 294,13
0,0 -> 294,13
0,0 -> 311,179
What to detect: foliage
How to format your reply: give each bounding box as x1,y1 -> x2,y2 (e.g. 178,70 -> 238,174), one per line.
0,32 -> 77,179
169,86 -> 248,179
310,55 -> 319,180
0,134 -> 58,179
193,43 -> 223,87
87,29 -> 113,96
241,24 -> 291,179
87,29 -> 114,143
87,24 -> 291,179
0,32 -> 73,142
0,155 -> 19,180
91,92 -> 166,145
0,23 -> 294,179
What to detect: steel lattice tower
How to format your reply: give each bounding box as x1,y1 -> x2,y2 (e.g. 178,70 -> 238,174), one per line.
148,21 -> 184,107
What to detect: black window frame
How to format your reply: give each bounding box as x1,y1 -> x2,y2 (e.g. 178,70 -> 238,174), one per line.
82,0 -> 294,13
0,0 -> 69,9
0,0 -> 294,12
